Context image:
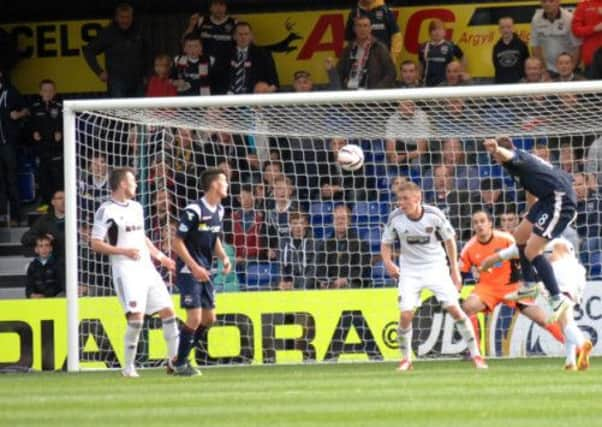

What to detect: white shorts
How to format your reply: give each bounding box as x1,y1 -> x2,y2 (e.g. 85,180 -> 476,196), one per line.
397,266 -> 459,312
112,265 -> 173,315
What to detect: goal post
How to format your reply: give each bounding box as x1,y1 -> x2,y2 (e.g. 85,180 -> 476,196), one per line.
64,81 -> 602,372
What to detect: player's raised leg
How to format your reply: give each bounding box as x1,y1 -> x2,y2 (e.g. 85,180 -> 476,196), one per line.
483,137 -> 576,321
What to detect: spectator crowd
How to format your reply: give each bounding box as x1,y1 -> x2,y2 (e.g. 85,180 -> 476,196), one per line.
3,0 -> 602,296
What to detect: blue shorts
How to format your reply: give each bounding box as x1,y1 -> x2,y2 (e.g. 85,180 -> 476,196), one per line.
526,192 -> 576,239
176,274 -> 216,310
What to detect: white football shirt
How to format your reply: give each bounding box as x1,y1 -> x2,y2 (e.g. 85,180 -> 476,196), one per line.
91,199 -> 151,268
382,204 -> 455,269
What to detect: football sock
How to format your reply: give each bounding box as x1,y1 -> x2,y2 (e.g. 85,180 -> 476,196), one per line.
518,245 -> 537,286
124,320 -> 143,369
456,315 -> 480,357
564,322 -> 585,349
564,322 -> 585,366
470,315 -> 481,350
161,316 -> 179,360
175,324 -> 196,366
531,254 -> 561,297
397,326 -> 412,360
194,325 -> 208,346
545,322 -> 565,344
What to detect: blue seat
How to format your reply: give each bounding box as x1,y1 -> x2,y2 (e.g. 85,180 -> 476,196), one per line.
587,251 -> 602,279
353,202 -> 382,226
244,262 -> 279,290
359,226 -> 382,253
478,164 -> 503,178
370,260 -> 395,287
310,201 -> 334,226
313,226 -> 333,239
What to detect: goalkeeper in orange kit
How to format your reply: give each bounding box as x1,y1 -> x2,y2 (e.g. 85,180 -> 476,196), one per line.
460,211 -> 564,346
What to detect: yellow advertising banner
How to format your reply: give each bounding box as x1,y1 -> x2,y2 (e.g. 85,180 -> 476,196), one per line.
0,287 -> 477,371
1,2 -> 566,94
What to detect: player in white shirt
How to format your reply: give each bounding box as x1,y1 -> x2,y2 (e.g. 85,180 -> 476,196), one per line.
481,237 -> 592,370
381,181 -> 487,371
91,168 -> 179,378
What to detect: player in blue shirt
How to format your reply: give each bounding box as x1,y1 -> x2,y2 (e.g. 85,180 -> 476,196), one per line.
483,137 -> 575,321
171,168 -> 231,376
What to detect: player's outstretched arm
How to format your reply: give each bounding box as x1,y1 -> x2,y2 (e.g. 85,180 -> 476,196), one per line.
443,237 -> 462,289
173,236 -> 210,282
380,243 -> 400,280
483,138 -> 515,163
214,237 -> 232,274
90,238 -> 140,260
145,237 -> 175,271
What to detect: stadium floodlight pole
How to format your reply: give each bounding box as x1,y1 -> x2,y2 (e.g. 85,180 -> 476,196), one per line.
64,104 -> 79,372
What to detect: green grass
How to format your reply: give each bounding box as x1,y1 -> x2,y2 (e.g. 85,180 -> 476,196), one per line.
0,359 -> 601,427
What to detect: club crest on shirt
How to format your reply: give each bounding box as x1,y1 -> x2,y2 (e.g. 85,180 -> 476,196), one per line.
128,301 -> 137,308
179,223 -> 189,233
425,227 -> 434,233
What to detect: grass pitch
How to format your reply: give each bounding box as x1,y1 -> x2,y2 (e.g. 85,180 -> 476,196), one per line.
1,358 -> 600,427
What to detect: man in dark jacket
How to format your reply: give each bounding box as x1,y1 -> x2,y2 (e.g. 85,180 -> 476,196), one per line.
0,72 -> 27,225
279,211 -> 321,290
224,22 -> 279,95
327,15 -> 396,90
83,3 -> 149,97
22,190 -> 65,259
492,17 -> 529,84
317,204 -> 371,288
25,235 -> 64,298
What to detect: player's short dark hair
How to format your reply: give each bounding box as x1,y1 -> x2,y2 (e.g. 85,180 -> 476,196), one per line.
400,60 -> 416,68
183,33 -> 202,44
472,209 -> 493,223
109,167 -> 136,191
210,0 -> 227,5
234,21 -> 252,32
200,168 -> 226,193
39,79 -> 55,88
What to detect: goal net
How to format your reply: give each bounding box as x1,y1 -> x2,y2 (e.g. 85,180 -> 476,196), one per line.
64,81 -> 602,371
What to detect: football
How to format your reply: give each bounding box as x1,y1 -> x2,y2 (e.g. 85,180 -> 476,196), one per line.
336,144 -> 365,172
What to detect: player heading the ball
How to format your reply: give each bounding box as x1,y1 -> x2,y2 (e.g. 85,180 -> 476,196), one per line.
171,168 -> 231,376
90,167 -> 179,378
380,181 -> 487,371
483,137 -> 575,322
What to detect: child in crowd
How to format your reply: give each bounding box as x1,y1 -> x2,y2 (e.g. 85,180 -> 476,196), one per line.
173,33 -> 212,96
25,235 -> 64,298
146,54 -> 177,97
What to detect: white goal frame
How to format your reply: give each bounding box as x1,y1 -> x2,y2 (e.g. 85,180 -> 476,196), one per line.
64,80 -> 602,372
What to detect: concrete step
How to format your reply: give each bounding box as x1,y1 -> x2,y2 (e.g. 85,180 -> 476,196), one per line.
0,256 -> 32,276
0,227 -> 27,244
0,244 -> 31,257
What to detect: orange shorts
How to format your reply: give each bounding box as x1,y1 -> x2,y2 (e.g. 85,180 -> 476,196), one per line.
472,282 -> 522,312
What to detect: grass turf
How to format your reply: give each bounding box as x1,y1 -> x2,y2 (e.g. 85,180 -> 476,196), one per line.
0,358 -> 600,427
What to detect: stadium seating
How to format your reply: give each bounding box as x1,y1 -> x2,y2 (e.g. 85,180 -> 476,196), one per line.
241,262 -> 279,290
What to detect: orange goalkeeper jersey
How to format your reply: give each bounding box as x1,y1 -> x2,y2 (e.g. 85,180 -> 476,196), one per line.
460,230 -> 520,288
